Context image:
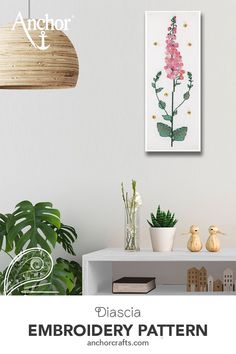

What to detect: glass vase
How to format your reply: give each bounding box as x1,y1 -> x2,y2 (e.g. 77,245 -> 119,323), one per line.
124,207 -> 140,251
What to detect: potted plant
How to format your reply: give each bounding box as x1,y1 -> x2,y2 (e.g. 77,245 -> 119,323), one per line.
147,205 -> 178,252
0,200 -> 82,295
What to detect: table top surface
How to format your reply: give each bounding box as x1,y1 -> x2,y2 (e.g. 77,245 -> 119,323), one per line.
83,248 -> 236,262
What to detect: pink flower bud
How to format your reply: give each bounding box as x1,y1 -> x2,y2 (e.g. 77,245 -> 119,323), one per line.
164,16 -> 184,80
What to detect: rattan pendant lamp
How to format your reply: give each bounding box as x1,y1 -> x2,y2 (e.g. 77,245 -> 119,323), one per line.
0,0 -> 79,89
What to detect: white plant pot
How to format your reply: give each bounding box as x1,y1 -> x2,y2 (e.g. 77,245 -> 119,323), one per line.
150,227 -> 176,252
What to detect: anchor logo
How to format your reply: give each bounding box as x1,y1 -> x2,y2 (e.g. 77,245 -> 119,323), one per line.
12,12 -> 51,51
37,31 -> 50,51
12,12 -> 72,51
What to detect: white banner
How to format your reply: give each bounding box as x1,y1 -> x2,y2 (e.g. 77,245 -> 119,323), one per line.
0,295 -> 234,353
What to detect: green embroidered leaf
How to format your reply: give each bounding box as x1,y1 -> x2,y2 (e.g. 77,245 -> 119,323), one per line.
172,127 -> 188,141
157,123 -> 172,137
155,71 -> 162,80
159,100 -> 166,109
152,82 -> 156,89
187,71 -> 192,79
173,110 -> 177,116
183,91 -> 190,100
162,114 -> 172,121
156,87 -> 163,93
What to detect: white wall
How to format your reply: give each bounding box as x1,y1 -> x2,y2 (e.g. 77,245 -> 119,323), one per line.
0,0 -> 236,269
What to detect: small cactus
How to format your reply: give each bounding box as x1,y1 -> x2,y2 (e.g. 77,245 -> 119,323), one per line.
147,205 -> 178,228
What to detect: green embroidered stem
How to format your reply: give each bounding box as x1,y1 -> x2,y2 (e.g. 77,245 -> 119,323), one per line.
174,92 -> 189,111
154,88 -> 170,117
174,72 -> 193,112
152,71 -> 193,146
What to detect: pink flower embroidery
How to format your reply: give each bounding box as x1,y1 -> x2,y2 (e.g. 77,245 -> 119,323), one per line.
164,16 -> 185,80
152,16 -> 193,147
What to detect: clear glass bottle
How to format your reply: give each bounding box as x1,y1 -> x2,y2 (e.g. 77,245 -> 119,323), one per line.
124,207 -> 140,251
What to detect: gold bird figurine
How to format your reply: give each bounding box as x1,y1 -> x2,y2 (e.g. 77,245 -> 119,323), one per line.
183,225 -> 202,252
206,225 -> 225,252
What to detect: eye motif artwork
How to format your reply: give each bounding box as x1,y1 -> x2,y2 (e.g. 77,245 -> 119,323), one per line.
145,11 -> 201,152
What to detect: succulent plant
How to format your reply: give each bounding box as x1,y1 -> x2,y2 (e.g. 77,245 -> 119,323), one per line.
147,205 -> 178,228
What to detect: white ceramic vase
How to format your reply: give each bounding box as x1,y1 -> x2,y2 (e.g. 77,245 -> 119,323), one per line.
150,227 -> 176,252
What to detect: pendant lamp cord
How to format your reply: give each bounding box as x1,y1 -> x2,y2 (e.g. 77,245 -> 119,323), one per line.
28,0 -> 31,19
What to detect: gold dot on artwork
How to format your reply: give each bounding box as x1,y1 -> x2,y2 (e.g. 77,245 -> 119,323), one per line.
164,92 -> 169,97
153,42 -> 158,46
152,115 -> 157,119
187,111 -> 192,115
188,42 -> 192,47
183,23 -> 188,28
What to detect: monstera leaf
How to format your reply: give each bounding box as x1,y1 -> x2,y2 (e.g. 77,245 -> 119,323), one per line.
0,257 -> 80,296
33,259 -> 75,295
0,214 -> 13,252
7,201 -> 61,254
0,265 -> 22,295
33,259 -> 82,295
0,271 -> 4,294
66,260 -> 82,295
56,224 -> 78,256
0,213 -> 23,252
50,260 -> 75,294
57,258 -> 82,295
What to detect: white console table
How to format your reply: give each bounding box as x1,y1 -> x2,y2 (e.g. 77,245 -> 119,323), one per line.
82,248 -> 236,295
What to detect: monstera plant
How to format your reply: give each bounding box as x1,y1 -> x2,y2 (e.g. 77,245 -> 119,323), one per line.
0,201 -> 82,295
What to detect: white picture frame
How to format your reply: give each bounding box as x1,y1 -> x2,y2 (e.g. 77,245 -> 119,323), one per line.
145,11 -> 201,152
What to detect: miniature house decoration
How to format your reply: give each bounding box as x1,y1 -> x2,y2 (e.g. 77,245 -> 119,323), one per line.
223,268 -> 234,292
187,267 -> 207,292
187,267 -> 234,293
207,275 -> 213,292
213,279 -> 223,292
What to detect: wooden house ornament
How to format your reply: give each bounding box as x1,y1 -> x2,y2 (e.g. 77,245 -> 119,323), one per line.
223,268 -> 233,292
187,267 -> 234,293
207,275 -> 213,292
213,279 -> 223,292
187,266 -> 207,292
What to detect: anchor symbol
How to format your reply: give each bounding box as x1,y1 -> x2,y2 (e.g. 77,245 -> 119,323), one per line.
37,30 -> 50,51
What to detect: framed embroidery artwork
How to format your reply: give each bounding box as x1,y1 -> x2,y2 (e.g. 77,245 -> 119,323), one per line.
145,11 -> 201,152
